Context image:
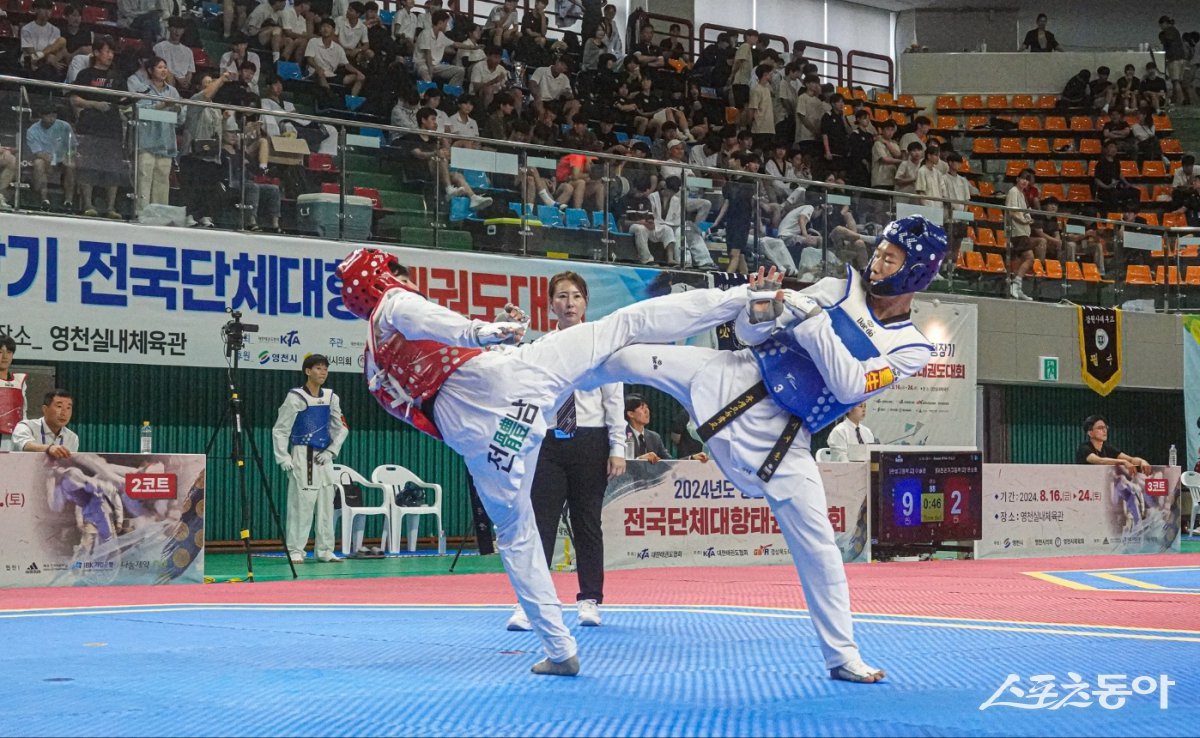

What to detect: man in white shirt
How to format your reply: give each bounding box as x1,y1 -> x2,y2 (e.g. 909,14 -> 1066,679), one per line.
794,75 -> 828,157
484,0 -> 519,49
153,17 -> 195,91
940,151 -> 975,274
391,0 -> 419,52
11,389 -> 79,458
469,45 -> 515,111
1172,154 -> 1195,188
416,9 -> 464,86
824,402 -> 875,462
444,94 -> 479,140
529,56 -> 579,121
219,34 -> 262,88
21,0 -> 67,79
335,1 -> 374,66
305,17 -> 365,96
278,0 -> 312,63
245,0 -> 289,62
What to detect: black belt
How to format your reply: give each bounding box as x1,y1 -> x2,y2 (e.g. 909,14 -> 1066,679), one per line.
697,381 -> 801,483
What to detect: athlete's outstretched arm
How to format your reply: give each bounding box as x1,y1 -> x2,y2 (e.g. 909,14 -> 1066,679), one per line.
375,289 -> 525,347
790,313 -> 933,405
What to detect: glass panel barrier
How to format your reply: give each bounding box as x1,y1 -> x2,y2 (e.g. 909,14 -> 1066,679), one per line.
1,74 -> 1192,311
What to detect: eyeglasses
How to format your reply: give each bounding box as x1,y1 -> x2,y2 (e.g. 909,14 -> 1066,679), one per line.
1091,424 -> 1108,431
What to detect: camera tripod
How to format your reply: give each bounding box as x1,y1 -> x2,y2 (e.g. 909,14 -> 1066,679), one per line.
205,309 -> 296,581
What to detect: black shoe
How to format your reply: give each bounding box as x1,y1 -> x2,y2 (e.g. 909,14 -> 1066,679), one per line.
40,199 -> 52,211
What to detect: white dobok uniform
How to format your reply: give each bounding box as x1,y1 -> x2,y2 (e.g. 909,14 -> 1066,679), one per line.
0,372 -> 27,453
272,387 -> 348,559
366,284 -> 753,664
584,266 -> 934,669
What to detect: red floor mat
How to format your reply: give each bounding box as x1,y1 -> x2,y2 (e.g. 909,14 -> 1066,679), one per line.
4,553 -> 1196,631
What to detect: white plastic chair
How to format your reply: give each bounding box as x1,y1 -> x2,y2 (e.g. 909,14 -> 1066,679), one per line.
1182,470 -> 1200,536
371,464 -> 444,554
331,465 -> 392,556
815,447 -> 836,462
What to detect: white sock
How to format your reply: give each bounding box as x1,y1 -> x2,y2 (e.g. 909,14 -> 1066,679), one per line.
538,189 -> 555,206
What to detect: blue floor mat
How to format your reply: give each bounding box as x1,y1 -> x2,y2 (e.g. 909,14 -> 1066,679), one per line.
1,604 -> 1194,737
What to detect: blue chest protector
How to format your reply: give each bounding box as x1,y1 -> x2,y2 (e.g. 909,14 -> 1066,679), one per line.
750,267 -> 930,433
289,388 -> 332,449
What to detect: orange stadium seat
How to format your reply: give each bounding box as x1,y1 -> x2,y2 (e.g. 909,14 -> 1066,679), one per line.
961,95 -> 984,110
1125,265 -> 1154,284
1082,263 -> 1106,283
897,95 -> 917,108
1161,139 -> 1183,154
977,181 -> 995,197
1000,138 -> 1024,153
1180,245 -> 1200,258
1060,161 -> 1087,178
1119,161 -> 1138,178
1079,139 -> 1101,155
1157,266 -> 1180,285
1018,115 -> 1041,131
1142,161 -> 1167,178
1052,137 -> 1074,152
1043,116 -> 1067,131
1186,266 -> 1200,286
973,139 -> 998,154
963,251 -> 986,272
1070,116 -> 1094,131
875,92 -> 895,106
1066,184 -> 1092,202
968,205 -> 987,220
1012,94 -> 1035,109
965,115 -> 988,130
1140,213 -> 1160,227
1037,95 -> 1058,108
936,95 -> 958,110
891,112 -> 909,125
1041,183 -> 1066,201
1162,212 -> 1188,228
1006,160 -> 1031,177
1027,138 -> 1050,154
936,115 -> 958,130
1065,262 -> 1085,281
1170,160 -> 1182,174
1035,160 -> 1058,178
987,95 -> 1009,109
1154,114 -> 1173,130
1031,259 -> 1046,278
1152,185 -> 1173,201
1043,259 -> 1063,280
872,107 -> 890,122
984,252 -> 1006,273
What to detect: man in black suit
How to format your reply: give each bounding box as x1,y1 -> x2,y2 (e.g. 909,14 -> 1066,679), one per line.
624,394 -> 708,463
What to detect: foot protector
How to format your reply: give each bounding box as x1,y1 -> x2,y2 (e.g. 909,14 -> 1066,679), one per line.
530,655 -> 580,676
829,659 -> 886,683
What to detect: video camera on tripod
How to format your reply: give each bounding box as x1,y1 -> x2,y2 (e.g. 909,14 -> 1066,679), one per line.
221,308 -> 259,358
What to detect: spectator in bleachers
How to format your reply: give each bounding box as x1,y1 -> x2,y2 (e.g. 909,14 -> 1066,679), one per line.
694,31 -> 732,90
261,75 -> 336,155
180,71 -> 233,228
599,3 -> 621,60
580,23 -> 607,72
414,0 -> 442,38
579,0 -> 603,46
219,34 -> 262,89
0,149 -> 16,210
405,106 -> 493,211
1059,69 -> 1091,109
846,109 -> 874,189
516,0 -> 553,67
1130,109 -> 1160,163
1021,13 -> 1059,52
777,199 -> 821,256
870,118 -> 901,191
1004,168 -> 1038,301
21,0 -> 67,80
415,9 -> 464,87
562,113 -> 597,151
1101,106 -> 1134,156
794,74 -> 825,158
772,61 -> 800,145
728,28 -> 756,110
621,172 -> 670,265
1158,15 -> 1190,106
709,149 -> 760,274
279,0 -> 313,63
688,132 -> 719,170
132,56 -> 183,217
762,140 -> 793,202
819,93 -> 851,178
482,90 -> 516,139
70,38 -> 127,219
445,94 -> 479,140
391,0 -> 419,55
421,86 -> 449,130
1094,140 -> 1140,210
455,21 -> 487,75
529,55 -> 580,121
26,103 -> 77,212
334,1 -> 374,67
897,115 -> 930,153
812,193 -> 869,268
153,17 -> 195,93
1116,64 -> 1140,111
893,140 -> 922,199
531,104 -> 562,146
1140,63 -> 1167,111
1171,154 -> 1195,187
305,17 -> 365,97
1039,196 -> 1103,272
61,4 -> 93,63
484,0 -> 520,50
1089,66 -> 1114,111
220,112 -> 282,231
388,83 -> 420,134
470,45 -> 514,111
245,0 -> 286,63
747,63 -> 775,151
118,0 -> 165,47
1168,172 -> 1200,226
940,151 -> 974,273
630,22 -> 666,72
361,1 -> 395,65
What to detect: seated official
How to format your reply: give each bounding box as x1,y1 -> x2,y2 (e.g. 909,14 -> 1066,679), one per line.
11,389 -> 78,459
1075,414 -> 1149,474
624,394 -> 707,463
824,402 -> 875,462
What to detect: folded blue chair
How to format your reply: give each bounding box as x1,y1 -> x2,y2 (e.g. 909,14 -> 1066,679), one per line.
443,84 -> 464,98
536,204 -> 563,227
344,95 -> 365,112
448,196 -> 472,222
276,61 -> 302,81
417,80 -> 438,94
564,208 -> 589,229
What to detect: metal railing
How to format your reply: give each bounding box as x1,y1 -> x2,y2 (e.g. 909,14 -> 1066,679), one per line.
1,74 -> 1196,312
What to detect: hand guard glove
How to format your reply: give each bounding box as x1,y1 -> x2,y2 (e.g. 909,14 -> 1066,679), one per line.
473,321 -> 527,346
780,291 -> 823,321
746,290 -> 784,324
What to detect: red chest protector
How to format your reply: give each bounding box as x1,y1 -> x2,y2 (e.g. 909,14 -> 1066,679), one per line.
365,307 -> 482,440
0,373 -> 26,435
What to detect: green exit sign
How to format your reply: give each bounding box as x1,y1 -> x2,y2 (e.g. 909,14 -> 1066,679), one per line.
1039,356 -> 1059,382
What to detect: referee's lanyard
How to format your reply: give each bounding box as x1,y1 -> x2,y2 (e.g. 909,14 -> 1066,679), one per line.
40,420 -> 64,447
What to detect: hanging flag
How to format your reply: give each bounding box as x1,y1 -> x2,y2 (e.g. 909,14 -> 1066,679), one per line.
1077,306 -> 1122,396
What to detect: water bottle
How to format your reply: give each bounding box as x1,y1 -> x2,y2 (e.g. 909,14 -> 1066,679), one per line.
140,421 -> 153,454
591,243 -> 604,261
1168,444 -> 1177,467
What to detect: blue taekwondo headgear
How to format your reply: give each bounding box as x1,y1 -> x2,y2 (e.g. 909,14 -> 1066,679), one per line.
863,215 -> 949,296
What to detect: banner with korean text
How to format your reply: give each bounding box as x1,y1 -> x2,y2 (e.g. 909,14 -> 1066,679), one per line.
602,459 -> 869,569
973,464 -> 1180,559
1184,315 -> 1200,471
0,213 -> 706,372
866,299 -> 978,447
0,452 -> 205,588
